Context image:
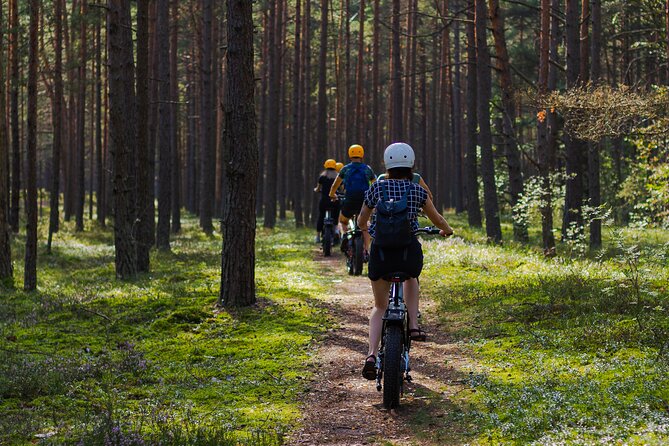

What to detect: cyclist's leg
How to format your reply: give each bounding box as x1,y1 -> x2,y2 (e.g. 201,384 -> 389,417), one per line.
404,278 -> 420,331
338,213 -> 349,236
368,278 -> 391,358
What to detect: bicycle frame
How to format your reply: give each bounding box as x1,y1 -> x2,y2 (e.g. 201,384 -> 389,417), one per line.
376,276 -> 411,393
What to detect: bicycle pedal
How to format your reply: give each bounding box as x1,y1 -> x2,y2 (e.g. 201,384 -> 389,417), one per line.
405,373 -> 413,382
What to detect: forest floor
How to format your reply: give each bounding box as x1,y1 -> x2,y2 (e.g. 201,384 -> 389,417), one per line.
287,249 -> 470,446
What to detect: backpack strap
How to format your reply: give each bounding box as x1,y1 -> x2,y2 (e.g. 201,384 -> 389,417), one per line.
380,180 -> 389,202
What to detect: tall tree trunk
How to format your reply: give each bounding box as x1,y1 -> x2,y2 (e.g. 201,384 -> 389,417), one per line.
465,0 -> 482,227
156,0 -> 172,248
199,0 -> 214,233
563,0 -> 584,239
390,0 -> 403,141
452,3 -> 464,213
9,0 -> 20,233
475,0 -> 502,242
489,0 -> 526,242
538,0 -> 556,253
589,0 -> 602,248
303,0 -> 315,225
0,0 -> 12,280
256,10 -> 269,217
48,0 -> 64,251
316,0 -> 328,166
170,0 -> 181,233
108,0 -> 138,279
292,0 -> 304,228
220,0 -> 258,307
75,1 -> 87,231
136,0 -> 152,270
263,0 -> 281,228
370,0 -> 380,168
96,16 -> 104,226
25,0 -> 39,290
355,0 -> 366,142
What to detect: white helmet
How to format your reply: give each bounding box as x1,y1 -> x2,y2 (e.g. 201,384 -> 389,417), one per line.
383,142 -> 415,169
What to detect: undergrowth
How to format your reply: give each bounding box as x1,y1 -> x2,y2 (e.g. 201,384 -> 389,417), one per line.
419,212 -> 669,444
0,214 -> 327,445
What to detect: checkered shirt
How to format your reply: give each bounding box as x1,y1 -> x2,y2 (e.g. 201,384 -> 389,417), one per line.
363,179 -> 428,239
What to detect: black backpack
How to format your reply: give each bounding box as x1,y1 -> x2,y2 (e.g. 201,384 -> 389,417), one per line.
374,181 -> 413,248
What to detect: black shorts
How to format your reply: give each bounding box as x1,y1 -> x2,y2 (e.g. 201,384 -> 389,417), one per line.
367,237 -> 423,281
341,191 -> 365,219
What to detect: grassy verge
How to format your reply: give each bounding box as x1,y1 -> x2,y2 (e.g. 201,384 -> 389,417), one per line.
0,215 -> 328,445
418,212 -> 669,444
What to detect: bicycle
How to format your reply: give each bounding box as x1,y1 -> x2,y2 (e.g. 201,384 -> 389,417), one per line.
342,215 -> 364,275
321,208 -> 336,257
374,226 -> 441,409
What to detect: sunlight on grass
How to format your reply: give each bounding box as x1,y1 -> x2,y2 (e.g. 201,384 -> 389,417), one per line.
0,214 -> 328,445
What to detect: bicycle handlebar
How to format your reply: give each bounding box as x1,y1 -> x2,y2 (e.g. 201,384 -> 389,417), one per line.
414,226 -> 447,236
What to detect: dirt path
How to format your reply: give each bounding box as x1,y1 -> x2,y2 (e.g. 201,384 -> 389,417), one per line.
286,250 -> 471,446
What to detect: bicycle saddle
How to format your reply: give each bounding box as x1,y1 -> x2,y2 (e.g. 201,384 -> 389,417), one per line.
382,272 -> 411,282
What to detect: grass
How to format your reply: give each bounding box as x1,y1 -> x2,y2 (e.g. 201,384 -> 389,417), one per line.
417,212 -> 669,444
0,213 -> 329,445
3,206 -> 669,445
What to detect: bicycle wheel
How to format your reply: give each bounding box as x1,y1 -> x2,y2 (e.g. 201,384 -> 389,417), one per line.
382,324 -> 404,409
353,236 -> 364,275
322,226 -> 332,257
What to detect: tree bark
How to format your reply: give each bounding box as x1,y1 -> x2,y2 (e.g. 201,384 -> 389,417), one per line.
9,0 -> 20,233
465,0 -> 482,227
24,0 -> 39,290
220,0 -> 258,307
391,0 -> 403,141
562,0 -> 584,239
170,0 -> 181,234
199,0 -> 214,233
263,0 -> 283,228
589,0 -> 602,248
48,0 -> 64,252
136,0 -> 152,270
0,0 -> 12,280
156,0 -> 172,248
75,1 -> 87,231
452,3 -> 464,213
475,0 -> 502,242
538,0 -> 556,253
291,0 -> 304,228
96,16 -> 105,226
489,0 -> 527,242
108,0 -> 138,279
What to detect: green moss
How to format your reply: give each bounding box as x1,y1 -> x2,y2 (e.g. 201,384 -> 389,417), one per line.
0,214 -> 328,445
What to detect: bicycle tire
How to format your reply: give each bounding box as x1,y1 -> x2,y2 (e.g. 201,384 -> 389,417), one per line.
382,324 -> 403,409
353,236 -> 364,275
323,226 -> 332,257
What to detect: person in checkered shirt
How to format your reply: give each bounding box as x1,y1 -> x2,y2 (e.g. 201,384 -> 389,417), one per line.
356,142 -> 454,380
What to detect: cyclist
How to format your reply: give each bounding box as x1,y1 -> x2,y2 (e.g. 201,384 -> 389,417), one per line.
356,142 -> 453,380
313,159 -> 340,243
377,171 -> 434,202
328,144 -> 376,252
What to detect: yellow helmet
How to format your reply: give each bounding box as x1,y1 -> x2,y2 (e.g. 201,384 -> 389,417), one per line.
323,158 -> 337,169
335,162 -> 344,172
348,144 -> 364,159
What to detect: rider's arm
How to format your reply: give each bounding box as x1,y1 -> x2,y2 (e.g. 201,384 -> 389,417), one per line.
422,198 -> 454,236
418,177 -> 434,202
314,183 -> 321,193
329,176 -> 343,198
357,204 -> 373,231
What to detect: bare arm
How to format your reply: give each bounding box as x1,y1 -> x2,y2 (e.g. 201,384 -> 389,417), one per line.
422,197 -> 454,236
357,204 -> 373,230
419,178 -> 434,202
329,177 -> 343,199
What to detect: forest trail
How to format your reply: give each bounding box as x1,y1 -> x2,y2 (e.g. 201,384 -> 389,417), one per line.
287,248 -> 471,446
